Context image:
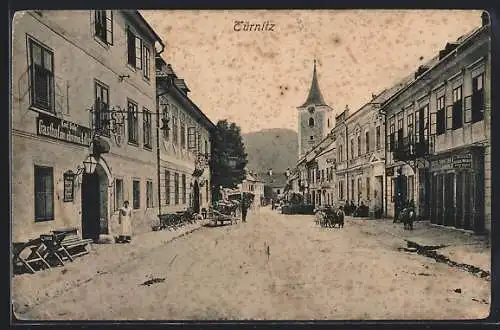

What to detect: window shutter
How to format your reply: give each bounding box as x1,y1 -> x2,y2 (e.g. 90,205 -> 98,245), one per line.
464,95 -> 472,123
446,105 -> 453,130
135,36 -> 142,69
430,112 -> 437,135
105,10 -> 113,45
127,29 -> 135,66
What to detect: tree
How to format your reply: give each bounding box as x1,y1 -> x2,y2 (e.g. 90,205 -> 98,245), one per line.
210,120 -> 248,202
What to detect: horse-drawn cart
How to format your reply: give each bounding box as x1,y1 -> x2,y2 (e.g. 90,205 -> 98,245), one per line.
210,200 -> 240,226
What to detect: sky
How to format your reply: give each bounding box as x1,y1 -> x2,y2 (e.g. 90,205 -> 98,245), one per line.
142,10 -> 482,134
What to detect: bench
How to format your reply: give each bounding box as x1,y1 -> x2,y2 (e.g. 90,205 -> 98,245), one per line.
52,228 -> 93,259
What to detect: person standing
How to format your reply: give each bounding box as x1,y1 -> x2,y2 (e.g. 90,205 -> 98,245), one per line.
118,200 -> 133,243
241,195 -> 249,222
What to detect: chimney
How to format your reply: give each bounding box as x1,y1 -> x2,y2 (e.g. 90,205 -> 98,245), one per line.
372,93 -> 377,100
268,168 -> 273,177
482,11 -> 490,27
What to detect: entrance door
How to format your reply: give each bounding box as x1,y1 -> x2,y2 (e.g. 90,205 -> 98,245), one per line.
436,174 -> 444,225
444,172 -> 455,226
81,172 -> 100,240
418,169 -> 430,220
430,174 -> 437,224
193,181 -> 200,213
456,171 -> 464,228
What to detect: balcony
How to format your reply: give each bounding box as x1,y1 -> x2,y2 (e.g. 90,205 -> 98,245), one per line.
392,136 -> 429,162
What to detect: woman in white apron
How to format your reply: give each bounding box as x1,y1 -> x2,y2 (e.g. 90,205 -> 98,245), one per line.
118,200 -> 133,243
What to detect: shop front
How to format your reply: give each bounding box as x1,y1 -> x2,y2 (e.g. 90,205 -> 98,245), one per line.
429,146 -> 485,233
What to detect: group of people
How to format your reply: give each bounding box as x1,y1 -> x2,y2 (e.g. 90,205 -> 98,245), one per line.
342,200 -> 369,217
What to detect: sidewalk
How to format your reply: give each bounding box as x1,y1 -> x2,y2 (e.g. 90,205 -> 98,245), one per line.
12,219 -> 211,316
348,217 -> 491,274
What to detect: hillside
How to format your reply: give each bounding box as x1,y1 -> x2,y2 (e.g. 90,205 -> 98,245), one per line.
242,128 -> 298,173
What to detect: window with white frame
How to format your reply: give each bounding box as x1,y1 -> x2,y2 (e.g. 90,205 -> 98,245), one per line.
93,10 -> 113,45
127,28 -> 142,70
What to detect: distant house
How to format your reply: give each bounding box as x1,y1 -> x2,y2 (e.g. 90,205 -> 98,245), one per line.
259,169 -> 288,201
239,170 -> 265,206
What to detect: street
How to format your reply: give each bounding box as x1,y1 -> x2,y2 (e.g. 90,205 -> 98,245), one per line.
14,207 -> 490,320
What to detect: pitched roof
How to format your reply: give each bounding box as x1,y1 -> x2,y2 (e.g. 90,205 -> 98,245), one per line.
258,172 -> 288,188
300,60 -> 328,107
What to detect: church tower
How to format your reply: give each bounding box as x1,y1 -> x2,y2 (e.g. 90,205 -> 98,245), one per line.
297,60 -> 334,158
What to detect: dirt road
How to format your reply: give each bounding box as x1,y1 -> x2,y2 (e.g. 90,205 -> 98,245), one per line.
14,207 -> 490,320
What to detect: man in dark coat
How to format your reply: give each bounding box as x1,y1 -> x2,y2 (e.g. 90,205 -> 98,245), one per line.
241,195 -> 250,222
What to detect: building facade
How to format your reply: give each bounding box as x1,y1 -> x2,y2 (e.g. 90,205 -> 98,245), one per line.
12,10 -> 164,242
383,15 -> 491,233
156,57 -> 216,215
239,171 -> 265,207
297,60 -> 334,159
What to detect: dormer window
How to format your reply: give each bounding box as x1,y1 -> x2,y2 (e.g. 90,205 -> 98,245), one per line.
308,117 -> 315,127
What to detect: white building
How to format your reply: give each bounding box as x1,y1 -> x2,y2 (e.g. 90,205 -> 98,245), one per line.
12,10 -> 164,242
156,57 -> 215,215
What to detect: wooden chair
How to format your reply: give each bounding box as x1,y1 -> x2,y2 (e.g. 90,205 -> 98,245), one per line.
40,233 -> 73,266
12,239 -> 51,274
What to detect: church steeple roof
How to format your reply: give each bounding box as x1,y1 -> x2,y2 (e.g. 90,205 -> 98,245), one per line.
300,59 -> 327,107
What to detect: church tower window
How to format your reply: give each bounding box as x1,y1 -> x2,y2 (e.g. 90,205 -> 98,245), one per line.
309,117 -> 315,127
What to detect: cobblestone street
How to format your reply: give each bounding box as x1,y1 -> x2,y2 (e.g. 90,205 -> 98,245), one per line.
12,207 -> 490,320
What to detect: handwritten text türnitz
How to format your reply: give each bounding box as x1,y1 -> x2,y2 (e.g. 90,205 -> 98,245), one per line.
233,20 -> 275,32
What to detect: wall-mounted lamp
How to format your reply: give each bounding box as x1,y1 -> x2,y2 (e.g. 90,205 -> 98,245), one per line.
83,155 -> 99,174
118,74 -> 130,82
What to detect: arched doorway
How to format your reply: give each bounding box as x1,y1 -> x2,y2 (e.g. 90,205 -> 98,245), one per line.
193,181 -> 200,213
81,164 -> 109,240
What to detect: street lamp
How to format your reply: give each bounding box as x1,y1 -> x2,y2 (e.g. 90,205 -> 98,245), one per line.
83,155 -> 99,174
